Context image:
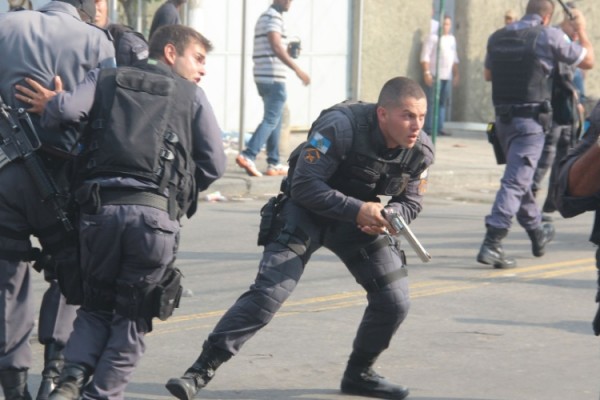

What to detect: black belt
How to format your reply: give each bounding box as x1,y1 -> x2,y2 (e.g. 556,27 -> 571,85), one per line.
495,105 -> 543,118
100,190 -> 168,212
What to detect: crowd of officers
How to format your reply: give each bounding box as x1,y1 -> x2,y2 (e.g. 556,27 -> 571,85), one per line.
0,0 -> 599,400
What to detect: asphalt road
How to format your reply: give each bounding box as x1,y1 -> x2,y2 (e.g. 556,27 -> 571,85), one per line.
27,197 -> 600,400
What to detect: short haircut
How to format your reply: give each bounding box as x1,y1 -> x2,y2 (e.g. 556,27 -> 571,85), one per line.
526,0 -> 554,17
148,25 -> 213,59
377,77 -> 425,109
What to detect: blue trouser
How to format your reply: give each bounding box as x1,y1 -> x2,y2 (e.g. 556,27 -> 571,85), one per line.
206,199 -> 410,357
0,162 -> 77,371
243,81 -> 287,165
485,117 -> 546,230
424,79 -> 449,134
64,204 -> 180,400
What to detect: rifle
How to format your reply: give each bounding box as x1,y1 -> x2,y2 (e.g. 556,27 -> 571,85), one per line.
0,94 -> 73,232
381,208 -> 431,263
557,0 -> 575,20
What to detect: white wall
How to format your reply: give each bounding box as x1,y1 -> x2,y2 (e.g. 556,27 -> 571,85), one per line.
189,0 -> 351,134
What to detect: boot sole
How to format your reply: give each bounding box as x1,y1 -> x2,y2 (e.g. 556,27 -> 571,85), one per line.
165,379 -> 194,400
341,383 -> 410,400
476,254 -> 517,269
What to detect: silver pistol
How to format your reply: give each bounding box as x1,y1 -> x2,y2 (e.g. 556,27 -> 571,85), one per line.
381,209 -> 431,263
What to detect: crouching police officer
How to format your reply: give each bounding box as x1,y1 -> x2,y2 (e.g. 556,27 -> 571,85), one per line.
555,101 -> 600,337
478,0 -> 593,268
166,77 -> 434,400
18,25 -> 226,399
0,1 -> 115,398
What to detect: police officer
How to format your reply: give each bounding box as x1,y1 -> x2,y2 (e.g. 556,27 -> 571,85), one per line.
166,77 -> 434,400
532,4 -> 584,219
18,24 -> 226,400
0,1 -> 114,399
555,101 -> 600,336
477,0 -> 594,269
94,0 -> 149,67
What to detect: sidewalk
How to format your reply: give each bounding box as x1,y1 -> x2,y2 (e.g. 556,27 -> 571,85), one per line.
200,125 -> 509,204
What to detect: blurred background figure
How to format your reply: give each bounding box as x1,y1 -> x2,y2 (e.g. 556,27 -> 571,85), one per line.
504,9 -> 518,25
149,0 -> 186,39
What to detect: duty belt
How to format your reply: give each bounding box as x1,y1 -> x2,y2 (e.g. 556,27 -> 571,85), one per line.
495,105 -> 542,118
100,189 -> 168,212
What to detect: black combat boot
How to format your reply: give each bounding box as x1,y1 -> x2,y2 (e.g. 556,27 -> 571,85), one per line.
476,226 -> 517,268
0,368 -> 32,400
36,342 -> 65,400
341,351 -> 409,400
527,223 -> 555,257
165,343 -> 232,400
47,363 -> 90,400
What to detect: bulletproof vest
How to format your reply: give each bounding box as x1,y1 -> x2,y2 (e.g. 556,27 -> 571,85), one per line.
488,25 -> 551,105
294,102 -> 427,201
107,24 -> 149,67
79,64 -> 198,219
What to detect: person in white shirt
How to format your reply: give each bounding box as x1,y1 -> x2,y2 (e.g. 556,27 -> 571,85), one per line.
420,15 -> 459,136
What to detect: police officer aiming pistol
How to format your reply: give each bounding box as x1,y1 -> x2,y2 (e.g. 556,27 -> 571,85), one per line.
166,77 -> 434,400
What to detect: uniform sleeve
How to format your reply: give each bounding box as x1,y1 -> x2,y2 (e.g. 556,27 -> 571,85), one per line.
290,110 -> 364,223
546,27 -> 586,67
555,116 -> 600,218
191,87 -> 227,192
386,131 -> 435,224
41,68 -> 100,128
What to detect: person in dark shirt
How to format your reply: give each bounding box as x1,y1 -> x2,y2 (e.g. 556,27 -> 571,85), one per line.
149,0 -> 186,39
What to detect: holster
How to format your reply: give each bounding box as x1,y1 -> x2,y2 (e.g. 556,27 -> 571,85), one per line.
257,193 -> 286,246
115,264 -> 183,324
486,122 -> 506,165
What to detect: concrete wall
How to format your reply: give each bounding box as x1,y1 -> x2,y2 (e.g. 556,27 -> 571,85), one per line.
358,0 -> 600,123
453,0 -> 600,123
355,0 -> 430,102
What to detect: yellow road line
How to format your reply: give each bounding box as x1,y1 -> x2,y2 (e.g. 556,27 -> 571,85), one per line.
138,257 -> 600,335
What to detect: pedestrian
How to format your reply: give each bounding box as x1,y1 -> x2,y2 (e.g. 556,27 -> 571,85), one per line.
235,0 -> 311,178
149,0 -> 186,39
0,1 -> 115,399
420,15 -> 459,137
532,3 -> 584,220
94,0 -> 149,67
16,24 -> 226,400
504,9 -> 518,25
477,0 -> 594,269
554,101 -> 600,336
166,76 -> 434,400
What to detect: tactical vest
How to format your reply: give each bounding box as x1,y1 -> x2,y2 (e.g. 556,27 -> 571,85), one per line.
78,64 -> 197,219
488,25 -> 551,105
288,101 -> 428,202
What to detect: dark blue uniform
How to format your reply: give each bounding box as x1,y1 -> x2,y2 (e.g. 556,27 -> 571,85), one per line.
42,62 -> 226,400
0,2 -> 114,397
484,14 -> 585,231
555,101 -> 600,336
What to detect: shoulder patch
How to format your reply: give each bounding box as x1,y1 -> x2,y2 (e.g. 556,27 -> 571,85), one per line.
309,132 -> 331,154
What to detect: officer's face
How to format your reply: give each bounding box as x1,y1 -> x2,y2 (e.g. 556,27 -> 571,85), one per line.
172,41 -> 207,84
377,97 -> 427,149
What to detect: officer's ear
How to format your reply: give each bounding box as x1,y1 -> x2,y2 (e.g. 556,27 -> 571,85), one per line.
163,43 -> 178,66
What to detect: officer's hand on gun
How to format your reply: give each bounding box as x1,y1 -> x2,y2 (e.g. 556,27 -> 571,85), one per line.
14,76 -> 63,115
356,202 -> 393,236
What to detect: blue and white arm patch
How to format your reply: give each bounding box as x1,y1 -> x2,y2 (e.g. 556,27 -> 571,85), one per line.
309,132 -> 331,154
